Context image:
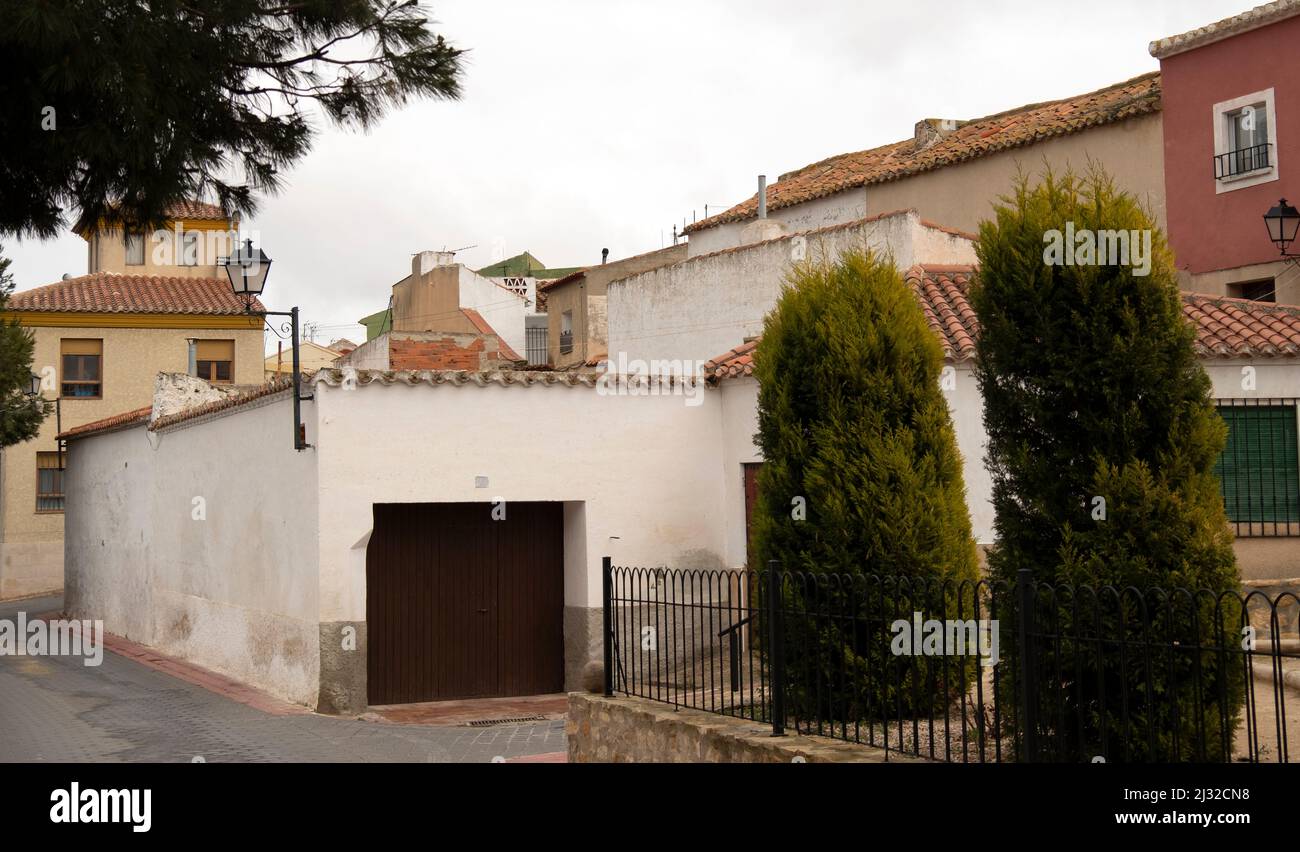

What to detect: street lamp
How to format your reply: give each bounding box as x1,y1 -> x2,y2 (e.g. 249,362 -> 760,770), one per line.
1263,198 -> 1300,258
29,372 -> 62,470
218,239 -> 312,451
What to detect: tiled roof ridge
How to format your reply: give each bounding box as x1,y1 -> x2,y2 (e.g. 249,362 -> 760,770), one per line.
1149,1 -> 1300,58
7,271 -> 265,315
316,368 -> 604,388
685,72 -> 1162,235
57,407 -> 153,441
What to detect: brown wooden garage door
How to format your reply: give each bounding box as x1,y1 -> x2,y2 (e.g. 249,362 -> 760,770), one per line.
366,502 -> 565,704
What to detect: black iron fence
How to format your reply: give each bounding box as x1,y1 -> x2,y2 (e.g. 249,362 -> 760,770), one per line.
1214,142 -> 1272,180
602,558 -> 1299,762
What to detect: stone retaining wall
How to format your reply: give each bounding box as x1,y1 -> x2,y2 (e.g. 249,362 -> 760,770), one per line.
567,692 -> 923,763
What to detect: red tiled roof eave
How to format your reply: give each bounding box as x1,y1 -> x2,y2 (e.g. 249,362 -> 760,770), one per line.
704,273 -> 1300,382
57,407 -> 152,441
684,72 -> 1162,234
7,272 -> 264,316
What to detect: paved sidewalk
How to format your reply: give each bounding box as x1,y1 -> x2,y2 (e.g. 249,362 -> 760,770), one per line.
0,596 -> 567,763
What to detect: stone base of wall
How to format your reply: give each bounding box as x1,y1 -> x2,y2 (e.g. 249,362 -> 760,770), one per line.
318,621 -> 367,715
567,693 -> 923,763
563,606 -> 602,692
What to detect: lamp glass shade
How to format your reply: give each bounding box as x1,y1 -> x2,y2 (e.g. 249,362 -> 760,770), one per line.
223,240 -> 272,298
1264,199 -> 1300,247
28,372 -> 41,397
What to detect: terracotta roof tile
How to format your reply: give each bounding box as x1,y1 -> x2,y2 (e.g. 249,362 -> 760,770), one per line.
163,200 -> 228,221
459,308 -> 523,362
316,368 -> 603,388
7,272 -> 263,315
57,407 -> 152,441
1184,294 -> 1300,358
685,73 -> 1161,234
705,269 -> 1300,381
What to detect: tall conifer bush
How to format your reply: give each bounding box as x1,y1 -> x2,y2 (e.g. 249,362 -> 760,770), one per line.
973,171 -> 1243,761
752,249 -> 979,720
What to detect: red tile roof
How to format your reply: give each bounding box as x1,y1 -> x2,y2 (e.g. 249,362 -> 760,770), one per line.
1185,293 -> 1300,357
459,308 -> 523,362
57,407 -> 152,441
685,73 -> 1161,234
705,267 -> 1300,381
7,272 -> 263,315
60,379 -> 299,441
703,340 -> 759,381
163,200 -> 228,221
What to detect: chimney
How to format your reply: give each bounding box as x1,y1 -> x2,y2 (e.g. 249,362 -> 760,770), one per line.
601,248 -> 609,265
914,118 -> 959,152
412,249 -> 458,276
739,172 -> 785,246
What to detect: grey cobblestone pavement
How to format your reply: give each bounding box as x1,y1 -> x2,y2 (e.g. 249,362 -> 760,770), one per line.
0,596 -> 566,763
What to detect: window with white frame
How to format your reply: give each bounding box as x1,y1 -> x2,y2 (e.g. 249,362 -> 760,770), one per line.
1213,88 -> 1279,192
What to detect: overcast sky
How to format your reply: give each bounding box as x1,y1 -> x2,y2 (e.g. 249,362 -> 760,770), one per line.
5,0 -> 1253,347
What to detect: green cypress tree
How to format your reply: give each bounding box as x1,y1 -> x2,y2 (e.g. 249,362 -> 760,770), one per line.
972,171 -> 1243,761
0,247 -> 50,446
752,249 -> 979,721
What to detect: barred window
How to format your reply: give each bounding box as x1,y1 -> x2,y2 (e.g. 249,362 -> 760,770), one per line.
36,452 -> 64,513
1214,401 -> 1300,535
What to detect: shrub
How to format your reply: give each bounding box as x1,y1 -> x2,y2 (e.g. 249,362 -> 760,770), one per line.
752,249 -> 980,722
972,171 -> 1243,761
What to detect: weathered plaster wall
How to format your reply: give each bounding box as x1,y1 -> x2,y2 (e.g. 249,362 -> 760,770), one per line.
312,375 -> 728,689
0,324 -> 262,600
64,394 -> 322,707
610,211 -> 976,368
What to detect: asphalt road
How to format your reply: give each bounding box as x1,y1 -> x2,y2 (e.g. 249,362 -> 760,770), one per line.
0,596 -> 565,763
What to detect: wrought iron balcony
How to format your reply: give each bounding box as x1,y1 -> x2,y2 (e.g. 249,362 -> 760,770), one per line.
1215,142 -> 1272,180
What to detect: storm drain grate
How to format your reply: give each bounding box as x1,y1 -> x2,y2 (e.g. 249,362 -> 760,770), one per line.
464,714 -> 549,728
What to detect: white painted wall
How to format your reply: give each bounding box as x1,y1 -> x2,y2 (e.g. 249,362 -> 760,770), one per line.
608,211 -> 976,368
720,377 -> 760,568
458,266 -> 528,358
64,393 -> 322,706
689,190 -> 869,257
312,375 -> 729,622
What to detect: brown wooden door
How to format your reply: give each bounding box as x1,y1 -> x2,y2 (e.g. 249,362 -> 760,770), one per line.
366,502 -> 564,704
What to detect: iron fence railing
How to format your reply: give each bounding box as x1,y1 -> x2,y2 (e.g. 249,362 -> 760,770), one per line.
1214,398 -> 1300,537
602,558 -> 1299,763
1214,142 -> 1273,180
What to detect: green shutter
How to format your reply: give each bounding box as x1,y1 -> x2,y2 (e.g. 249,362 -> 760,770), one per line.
1214,404 -> 1300,524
